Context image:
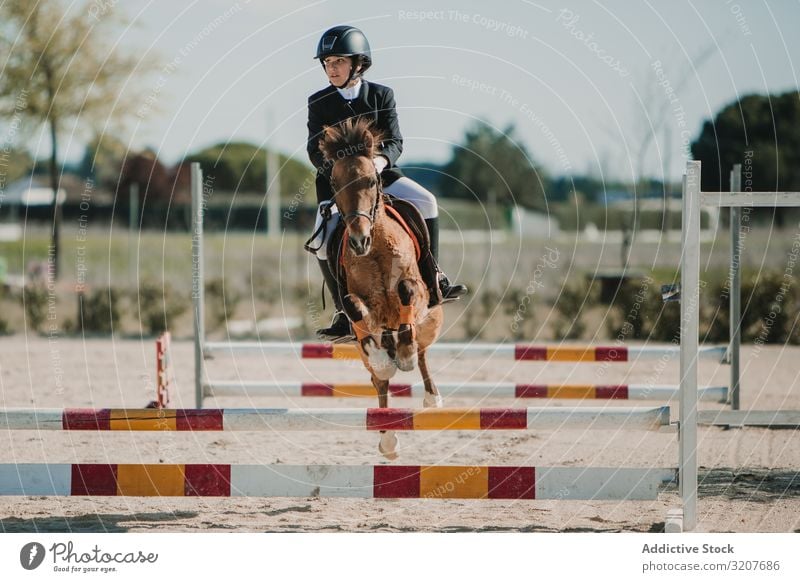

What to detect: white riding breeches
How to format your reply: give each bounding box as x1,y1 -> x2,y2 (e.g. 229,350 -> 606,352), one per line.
383,177 -> 439,219
309,177 -> 438,260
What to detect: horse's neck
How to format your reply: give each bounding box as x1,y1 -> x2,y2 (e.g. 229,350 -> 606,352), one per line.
370,200 -> 406,254
372,198 -> 388,230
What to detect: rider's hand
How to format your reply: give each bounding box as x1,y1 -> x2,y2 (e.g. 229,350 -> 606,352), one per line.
372,156 -> 388,174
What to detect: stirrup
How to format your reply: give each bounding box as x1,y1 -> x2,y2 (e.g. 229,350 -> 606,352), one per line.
315,311 -> 355,344
439,275 -> 468,304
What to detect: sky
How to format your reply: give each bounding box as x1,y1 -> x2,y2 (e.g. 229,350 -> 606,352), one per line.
24,0 -> 800,182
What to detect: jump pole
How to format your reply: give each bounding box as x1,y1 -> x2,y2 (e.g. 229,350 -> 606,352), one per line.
0,406 -> 671,432
201,380 -> 728,402
0,464 -> 676,500
203,341 -> 727,362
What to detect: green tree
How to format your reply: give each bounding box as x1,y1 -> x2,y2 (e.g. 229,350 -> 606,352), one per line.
185,141 -> 316,201
77,134 -> 129,190
441,122 -> 548,211
0,0 -> 155,278
691,91 -> 800,196
0,147 -> 33,188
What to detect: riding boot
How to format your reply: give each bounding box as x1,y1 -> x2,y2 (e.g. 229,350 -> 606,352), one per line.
316,259 -> 354,342
424,217 -> 468,304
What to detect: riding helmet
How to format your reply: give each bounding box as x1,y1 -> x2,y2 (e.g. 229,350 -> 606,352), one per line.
314,25 -> 372,73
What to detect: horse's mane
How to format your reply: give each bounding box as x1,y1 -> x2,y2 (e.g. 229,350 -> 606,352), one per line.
319,118 -> 384,164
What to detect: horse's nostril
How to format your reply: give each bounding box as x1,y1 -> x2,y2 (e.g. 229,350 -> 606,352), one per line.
349,237 -> 365,255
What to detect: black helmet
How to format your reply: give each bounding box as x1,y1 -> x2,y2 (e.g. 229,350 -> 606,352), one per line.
315,25 -> 372,73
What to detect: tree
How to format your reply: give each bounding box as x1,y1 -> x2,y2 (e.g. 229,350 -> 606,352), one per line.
119,149 -> 173,204
441,121 -> 548,212
0,0 -> 154,278
606,43 -> 715,266
77,134 -> 128,189
0,147 -> 33,186
185,141 -> 316,201
692,91 -> 800,195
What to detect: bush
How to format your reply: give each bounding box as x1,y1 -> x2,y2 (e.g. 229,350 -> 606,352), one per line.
0,287 -> 11,335
604,269 -> 800,345
503,287 -> 537,341
551,280 -> 595,340
77,288 -> 122,334
648,301 -> 682,342
134,281 -> 189,335
22,284 -> 48,332
205,278 -> 241,332
700,271 -> 800,344
460,286 -> 499,340
605,277 -> 662,340
0,295 -> 9,334
247,269 -> 281,304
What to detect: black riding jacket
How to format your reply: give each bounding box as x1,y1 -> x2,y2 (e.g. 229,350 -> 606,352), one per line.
307,80 -> 404,203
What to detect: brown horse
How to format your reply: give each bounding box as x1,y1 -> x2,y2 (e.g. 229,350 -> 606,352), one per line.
319,118 -> 443,459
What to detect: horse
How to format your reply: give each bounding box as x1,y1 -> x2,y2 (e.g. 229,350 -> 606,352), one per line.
319,118 -> 444,460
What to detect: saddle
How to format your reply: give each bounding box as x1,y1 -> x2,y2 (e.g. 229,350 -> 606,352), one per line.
326,195 -> 443,308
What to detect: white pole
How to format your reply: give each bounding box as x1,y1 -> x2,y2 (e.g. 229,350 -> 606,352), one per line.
680,160 -> 701,531
191,163 -> 205,409
729,165 -> 742,410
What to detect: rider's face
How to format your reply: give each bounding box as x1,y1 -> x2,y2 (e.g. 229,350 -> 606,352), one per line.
323,55 -> 359,86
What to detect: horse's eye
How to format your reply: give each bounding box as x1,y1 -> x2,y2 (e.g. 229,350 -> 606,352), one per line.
368,178 -> 377,188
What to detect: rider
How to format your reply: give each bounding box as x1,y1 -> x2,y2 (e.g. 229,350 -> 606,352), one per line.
306,25 -> 467,341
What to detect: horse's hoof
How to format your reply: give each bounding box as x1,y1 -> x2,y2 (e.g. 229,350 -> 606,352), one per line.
423,393 -> 443,408
379,431 -> 399,460
380,449 -> 399,461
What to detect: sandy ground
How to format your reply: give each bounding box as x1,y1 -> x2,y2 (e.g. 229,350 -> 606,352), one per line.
0,336 -> 798,533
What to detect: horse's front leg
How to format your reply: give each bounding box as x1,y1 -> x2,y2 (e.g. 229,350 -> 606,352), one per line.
418,348 -> 442,408
342,293 -> 399,460
373,375 -> 399,460
395,279 -> 419,372
342,293 -> 397,381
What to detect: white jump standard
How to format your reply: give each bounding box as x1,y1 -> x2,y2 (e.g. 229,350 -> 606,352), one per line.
673,159 -> 800,531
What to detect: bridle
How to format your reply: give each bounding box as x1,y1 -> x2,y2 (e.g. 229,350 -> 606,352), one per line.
331,165 -> 382,234
302,164 -> 382,256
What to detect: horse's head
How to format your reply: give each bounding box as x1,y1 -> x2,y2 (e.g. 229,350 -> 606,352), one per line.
319,118 -> 383,256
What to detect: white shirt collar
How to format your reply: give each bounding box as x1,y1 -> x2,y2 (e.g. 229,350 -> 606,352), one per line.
336,79 -> 363,101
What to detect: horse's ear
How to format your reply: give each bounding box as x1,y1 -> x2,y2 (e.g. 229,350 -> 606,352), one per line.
360,122 -> 384,158
361,126 -> 375,157
318,125 -> 339,163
